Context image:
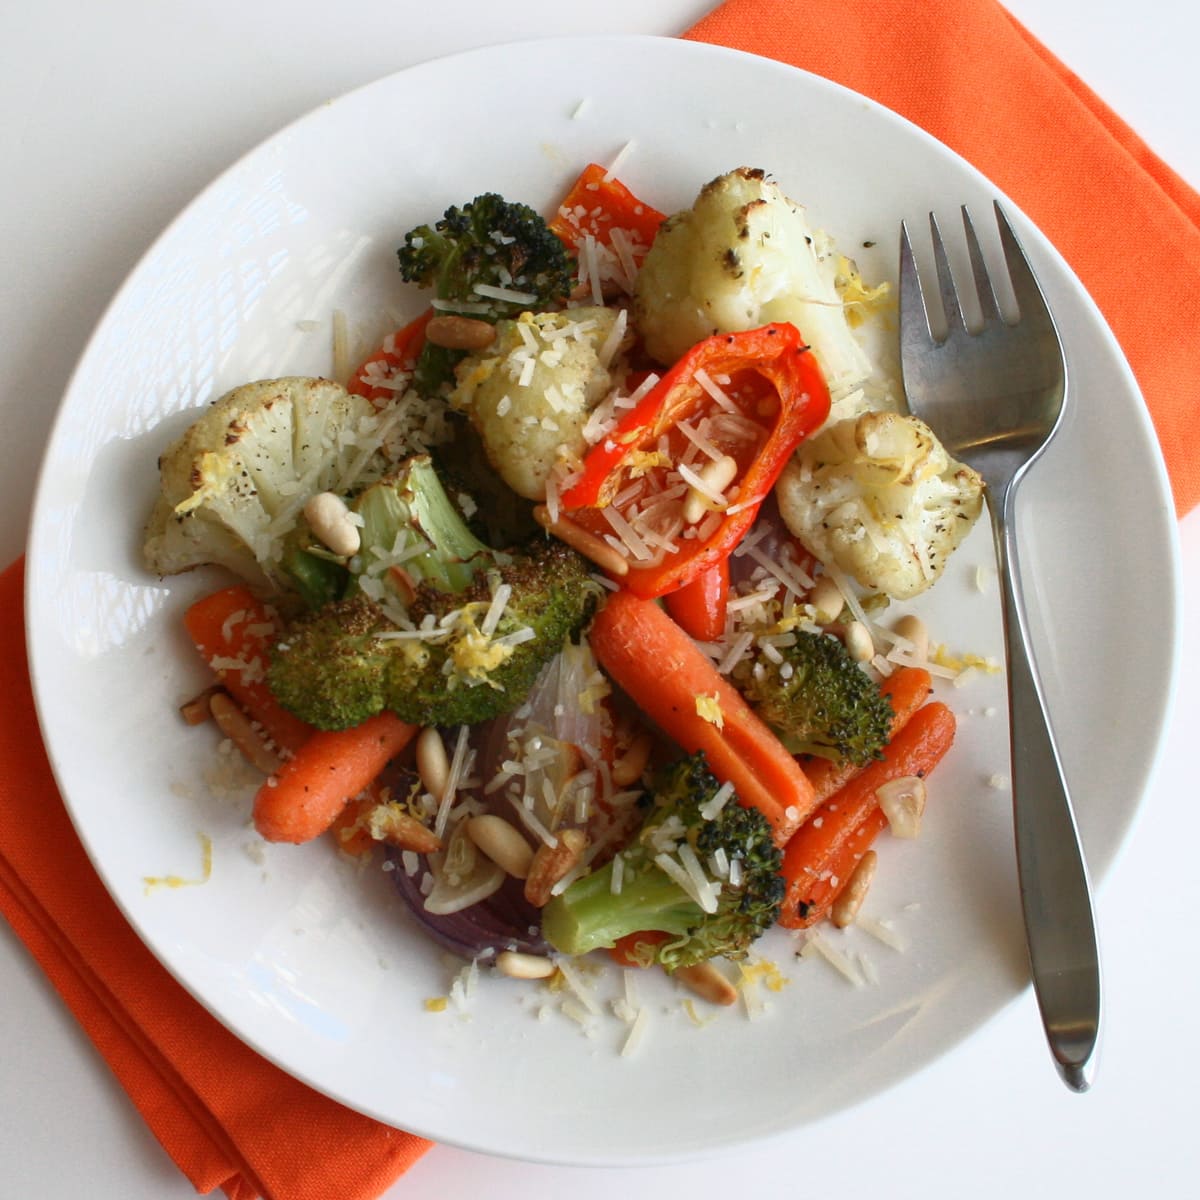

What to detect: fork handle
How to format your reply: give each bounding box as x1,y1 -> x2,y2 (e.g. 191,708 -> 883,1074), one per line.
993,484 -> 1102,1091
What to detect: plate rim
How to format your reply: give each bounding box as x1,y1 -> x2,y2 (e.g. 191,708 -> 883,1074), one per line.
23,33 -> 1183,1163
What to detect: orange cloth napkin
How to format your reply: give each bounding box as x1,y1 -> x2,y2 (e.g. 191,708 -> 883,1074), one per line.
3,5 -> 1199,1199
0,558 -> 430,1199
686,0 -> 1200,516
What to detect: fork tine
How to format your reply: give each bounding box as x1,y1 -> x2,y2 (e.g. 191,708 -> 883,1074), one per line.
928,212 -> 966,334
899,219 -> 937,343
960,206 -> 1001,325
994,201 -> 1054,332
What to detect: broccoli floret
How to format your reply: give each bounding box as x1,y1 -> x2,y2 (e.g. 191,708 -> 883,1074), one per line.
736,629 -> 893,766
267,455 -> 595,730
397,193 -> 576,396
540,754 -> 784,971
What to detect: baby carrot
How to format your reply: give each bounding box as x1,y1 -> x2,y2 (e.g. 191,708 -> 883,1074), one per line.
786,809 -> 890,930
183,586 -> 312,753
779,700 -> 956,929
800,666 -> 934,802
253,712 -> 417,844
588,589 -> 816,845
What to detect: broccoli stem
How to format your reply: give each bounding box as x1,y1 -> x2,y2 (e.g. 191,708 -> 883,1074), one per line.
540,857 -> 704,958
352,456 -> 489,595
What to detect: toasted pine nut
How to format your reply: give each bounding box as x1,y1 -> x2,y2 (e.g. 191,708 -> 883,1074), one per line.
303,491 -> 360,557
673,961 -> 738,1007
466,814 -> 534,880
366,804 -> 442,854
180,685 -> 223,726
682,455 -> 739,524
425,314 -> 497,351
532,506 -> 630,577
876,775 -> 927,839
844,620 -> 874,663
524,827 -> 588,907
892,613 -> 929,662
809,575 -> 845,624
415,727 -> 449,798
611,733 -> 654,788
208,692 -> 282,775
495,950 -> 557,980
831,850 -> 878,928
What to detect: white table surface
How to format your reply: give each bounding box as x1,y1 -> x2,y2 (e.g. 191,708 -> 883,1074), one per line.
3,2 -> 1197,1196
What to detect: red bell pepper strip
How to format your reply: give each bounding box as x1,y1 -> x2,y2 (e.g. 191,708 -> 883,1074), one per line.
549,163 -> 665,256
557,323 -> 830,598
346,309 -> 432,406
664,558 -> 730,643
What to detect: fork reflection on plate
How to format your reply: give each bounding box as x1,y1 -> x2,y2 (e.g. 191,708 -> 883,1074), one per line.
898,204 -> 1102,1091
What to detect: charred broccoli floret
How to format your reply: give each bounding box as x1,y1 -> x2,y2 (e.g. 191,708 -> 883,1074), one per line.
397,193 -> 576,396
267,455 -> 595,730
736,629 -> 893,766
541,754 -> 784,971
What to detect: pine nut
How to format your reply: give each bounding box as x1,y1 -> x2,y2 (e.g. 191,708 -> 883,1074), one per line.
366,804 -> 442,855
415,726 -> 449,797
809,575 -> 845,624
682,455 -> 738,524
893,613 -> 929,662
611,733 -> 654,788
208,692 -> 282,775
876,775 -> 927,839
180,685 -> 223,725
831,850 -> 877,928
674,961 -> 738,1007
425,314 -> 497,351
303,491 -> 360,557
466,814 -> 534,879
495,950 -> 557,980
532,506 -> 630,577
844,620 -> 874,663
524,827 -> 588,907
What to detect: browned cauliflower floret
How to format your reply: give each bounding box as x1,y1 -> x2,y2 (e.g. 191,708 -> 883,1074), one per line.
142,377 -> 399,591
632,168 -> 880,398
449,307 -> 628,500
775,411 -> 984,600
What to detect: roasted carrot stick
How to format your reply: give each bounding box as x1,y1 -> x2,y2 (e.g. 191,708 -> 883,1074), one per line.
778,700 -> 956,929
588,590 -> 816,845
253,713 -> 418,844
800,666 -> 934,802
183,586 -> 312,753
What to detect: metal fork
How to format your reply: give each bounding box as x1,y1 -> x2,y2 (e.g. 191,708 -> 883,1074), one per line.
899,204 -> 1101,1091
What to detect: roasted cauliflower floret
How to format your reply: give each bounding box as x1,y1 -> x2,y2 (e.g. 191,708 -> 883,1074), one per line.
449,306 -> 628,500
143,377 -> 398,591
775,411 -> 984,600
633,167 -> 877,398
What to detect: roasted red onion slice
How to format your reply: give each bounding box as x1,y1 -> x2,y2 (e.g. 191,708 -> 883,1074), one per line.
387,850 -> 548,959
384,642 -> 614,959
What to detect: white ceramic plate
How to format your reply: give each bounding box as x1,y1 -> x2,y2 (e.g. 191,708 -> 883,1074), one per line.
25,36 -> 1180,1163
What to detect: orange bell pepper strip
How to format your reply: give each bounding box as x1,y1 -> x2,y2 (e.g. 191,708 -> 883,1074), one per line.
549,162 -> 665,256
557,323 -> 830,598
